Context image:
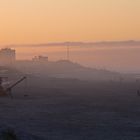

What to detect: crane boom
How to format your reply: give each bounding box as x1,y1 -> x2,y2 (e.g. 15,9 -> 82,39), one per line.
6,76 -> 26,91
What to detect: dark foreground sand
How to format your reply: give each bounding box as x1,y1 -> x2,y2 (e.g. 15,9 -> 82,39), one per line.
0,78 -> 140,140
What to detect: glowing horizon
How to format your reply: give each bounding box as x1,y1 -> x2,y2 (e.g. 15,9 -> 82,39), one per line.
0,0 -> 140,44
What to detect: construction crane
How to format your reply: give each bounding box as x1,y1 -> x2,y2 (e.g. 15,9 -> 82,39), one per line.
0,77 -> 8,96
0,76 -> 27,98
6,76 -> 27,98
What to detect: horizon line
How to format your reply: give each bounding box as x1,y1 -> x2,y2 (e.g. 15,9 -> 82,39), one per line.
0,40 -> 140,48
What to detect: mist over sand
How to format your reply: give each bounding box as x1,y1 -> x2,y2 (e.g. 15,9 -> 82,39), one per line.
0,62 -> 140,139
13,44 -> 140,73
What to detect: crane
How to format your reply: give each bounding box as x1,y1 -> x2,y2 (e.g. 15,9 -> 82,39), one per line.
6,76 -> 27,98
0,77 -> 8,96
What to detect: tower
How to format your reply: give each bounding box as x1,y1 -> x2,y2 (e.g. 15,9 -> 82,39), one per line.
67,45 -> 70,60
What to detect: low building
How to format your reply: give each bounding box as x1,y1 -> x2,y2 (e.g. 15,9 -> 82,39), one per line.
32,55 -> 48,62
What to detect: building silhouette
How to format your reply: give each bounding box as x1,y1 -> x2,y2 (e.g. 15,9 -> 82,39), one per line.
0,48 -> 16,66
32,55 -> 48,62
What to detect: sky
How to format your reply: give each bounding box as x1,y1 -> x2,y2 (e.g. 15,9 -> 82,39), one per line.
0,0 -> 140,44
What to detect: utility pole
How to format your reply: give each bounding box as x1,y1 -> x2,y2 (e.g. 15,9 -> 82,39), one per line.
67,45 -> 70,61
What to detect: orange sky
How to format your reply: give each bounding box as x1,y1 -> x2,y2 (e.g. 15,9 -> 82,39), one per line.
0,0 -> 140,44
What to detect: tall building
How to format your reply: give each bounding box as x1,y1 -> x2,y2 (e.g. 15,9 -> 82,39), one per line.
0,48 -> 16,66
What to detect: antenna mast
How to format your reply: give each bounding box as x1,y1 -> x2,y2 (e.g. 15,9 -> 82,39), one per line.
67,45 -> 70,60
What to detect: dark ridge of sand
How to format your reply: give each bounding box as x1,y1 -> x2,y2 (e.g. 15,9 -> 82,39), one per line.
0,76 -> 139,140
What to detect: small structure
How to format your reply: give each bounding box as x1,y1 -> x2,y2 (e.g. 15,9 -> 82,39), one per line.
32,55 -> 48,62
